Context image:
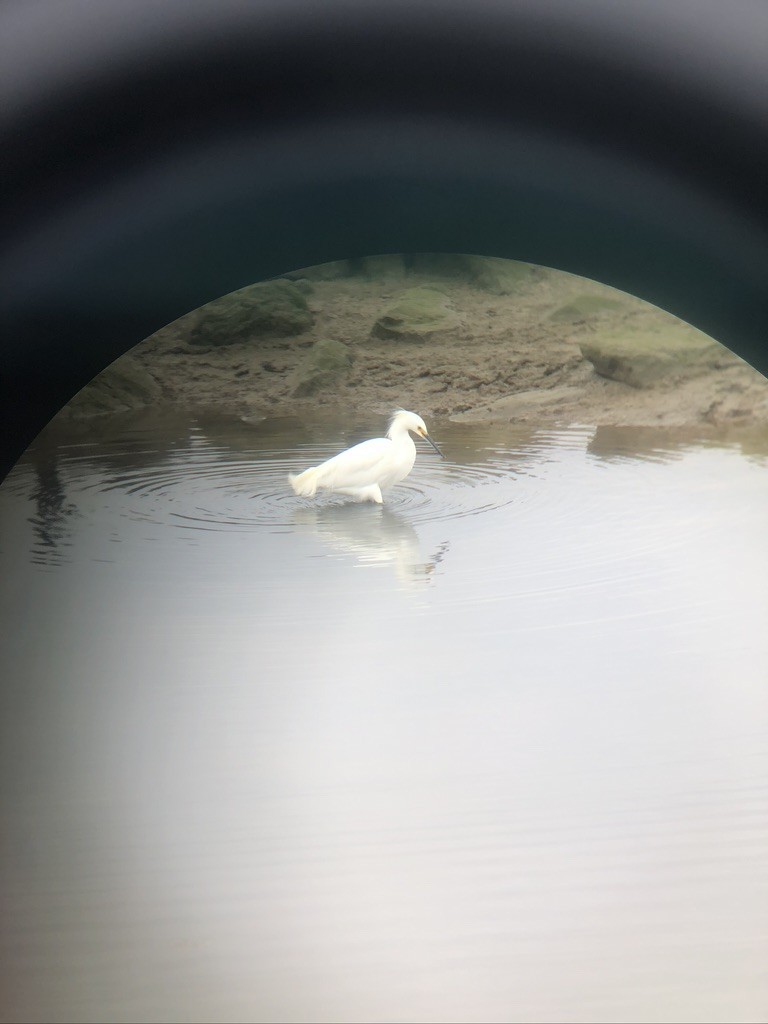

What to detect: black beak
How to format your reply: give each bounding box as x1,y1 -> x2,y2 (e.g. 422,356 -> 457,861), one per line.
423,432 -> 446,459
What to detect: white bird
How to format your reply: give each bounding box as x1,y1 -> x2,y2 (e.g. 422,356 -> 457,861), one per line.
289,409 -> 444,504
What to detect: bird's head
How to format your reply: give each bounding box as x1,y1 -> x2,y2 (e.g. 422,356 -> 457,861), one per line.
389,410 -> 445,457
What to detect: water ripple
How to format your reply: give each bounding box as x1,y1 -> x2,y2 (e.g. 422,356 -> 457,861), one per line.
8,416 -> 767,559
59,437 -> 541,533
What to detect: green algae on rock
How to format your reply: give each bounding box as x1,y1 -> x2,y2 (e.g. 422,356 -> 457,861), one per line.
62,354 -> 162,418
293,338 -> 354,397
190,280 -> 313,347
371,286 -> 459,341
550,294 -> 625,323
409,254 -> 534,294
580,324 -> 733,388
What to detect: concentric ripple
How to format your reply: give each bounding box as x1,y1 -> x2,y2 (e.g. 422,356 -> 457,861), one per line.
374,458 -> 524,524
6,415 -> 763,563
39,421 -> 572,534
79,445 -> 307,532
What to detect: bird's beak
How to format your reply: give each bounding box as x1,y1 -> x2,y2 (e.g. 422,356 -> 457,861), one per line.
422,431 -> 446,459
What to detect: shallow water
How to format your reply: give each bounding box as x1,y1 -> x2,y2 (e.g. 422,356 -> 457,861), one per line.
1,410 -> 767,1023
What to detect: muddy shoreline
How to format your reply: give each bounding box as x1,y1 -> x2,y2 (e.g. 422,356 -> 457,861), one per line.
62,260 -> 768,434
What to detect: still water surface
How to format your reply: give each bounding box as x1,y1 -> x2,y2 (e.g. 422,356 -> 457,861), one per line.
1,411 -> 767,1023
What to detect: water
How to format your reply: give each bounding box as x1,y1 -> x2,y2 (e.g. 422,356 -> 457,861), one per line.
1,410 -> 767,1024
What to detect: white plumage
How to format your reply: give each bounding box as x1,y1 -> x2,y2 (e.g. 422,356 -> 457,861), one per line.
289,409 -> 444,504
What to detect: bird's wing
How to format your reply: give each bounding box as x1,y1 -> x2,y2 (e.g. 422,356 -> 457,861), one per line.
317,437 -> 393,489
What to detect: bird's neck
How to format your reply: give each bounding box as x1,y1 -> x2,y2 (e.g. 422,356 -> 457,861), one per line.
388,425 -> 413,445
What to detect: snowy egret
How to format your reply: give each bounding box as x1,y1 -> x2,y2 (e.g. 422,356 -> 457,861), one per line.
289,409 -> 444,504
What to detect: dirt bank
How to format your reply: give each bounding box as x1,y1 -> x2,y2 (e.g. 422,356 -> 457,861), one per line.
65,258 -> 768,432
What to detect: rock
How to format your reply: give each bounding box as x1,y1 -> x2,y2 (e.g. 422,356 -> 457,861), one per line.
371,286 -> 459,341
293,338 -> 354,396
284,260 -> 351,281
287,278 -> 314,295
450,387 -> 583,422
64,354 -> 162,417
189,279 -> 313,347
550,294 -> 625,322
466,256 -> 534,294
408,253 -> 466,278
409,254 -> 534,294
579,324 -> 731,388
356,254 -> 407,280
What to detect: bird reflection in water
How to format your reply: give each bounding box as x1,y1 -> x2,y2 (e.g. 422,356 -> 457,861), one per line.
293,503 -> 449,584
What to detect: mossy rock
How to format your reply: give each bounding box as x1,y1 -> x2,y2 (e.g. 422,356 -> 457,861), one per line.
450,386 -> 583,423
64,354 -> 162,417
550,294 -> 625,323
284,260 -> 352,282
580,324 -> 730,388
356,254 -> 407,280
371,286 -> 459,341
285,277 -> 314,295
409,254 -> 534,294
408,253 -> 468,278
293,338 -> 354,397
466,256 -> 534,295
189,280 -> 313,347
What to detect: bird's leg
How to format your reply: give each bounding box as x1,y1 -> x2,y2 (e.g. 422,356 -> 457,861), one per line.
358,485 -> 383,504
